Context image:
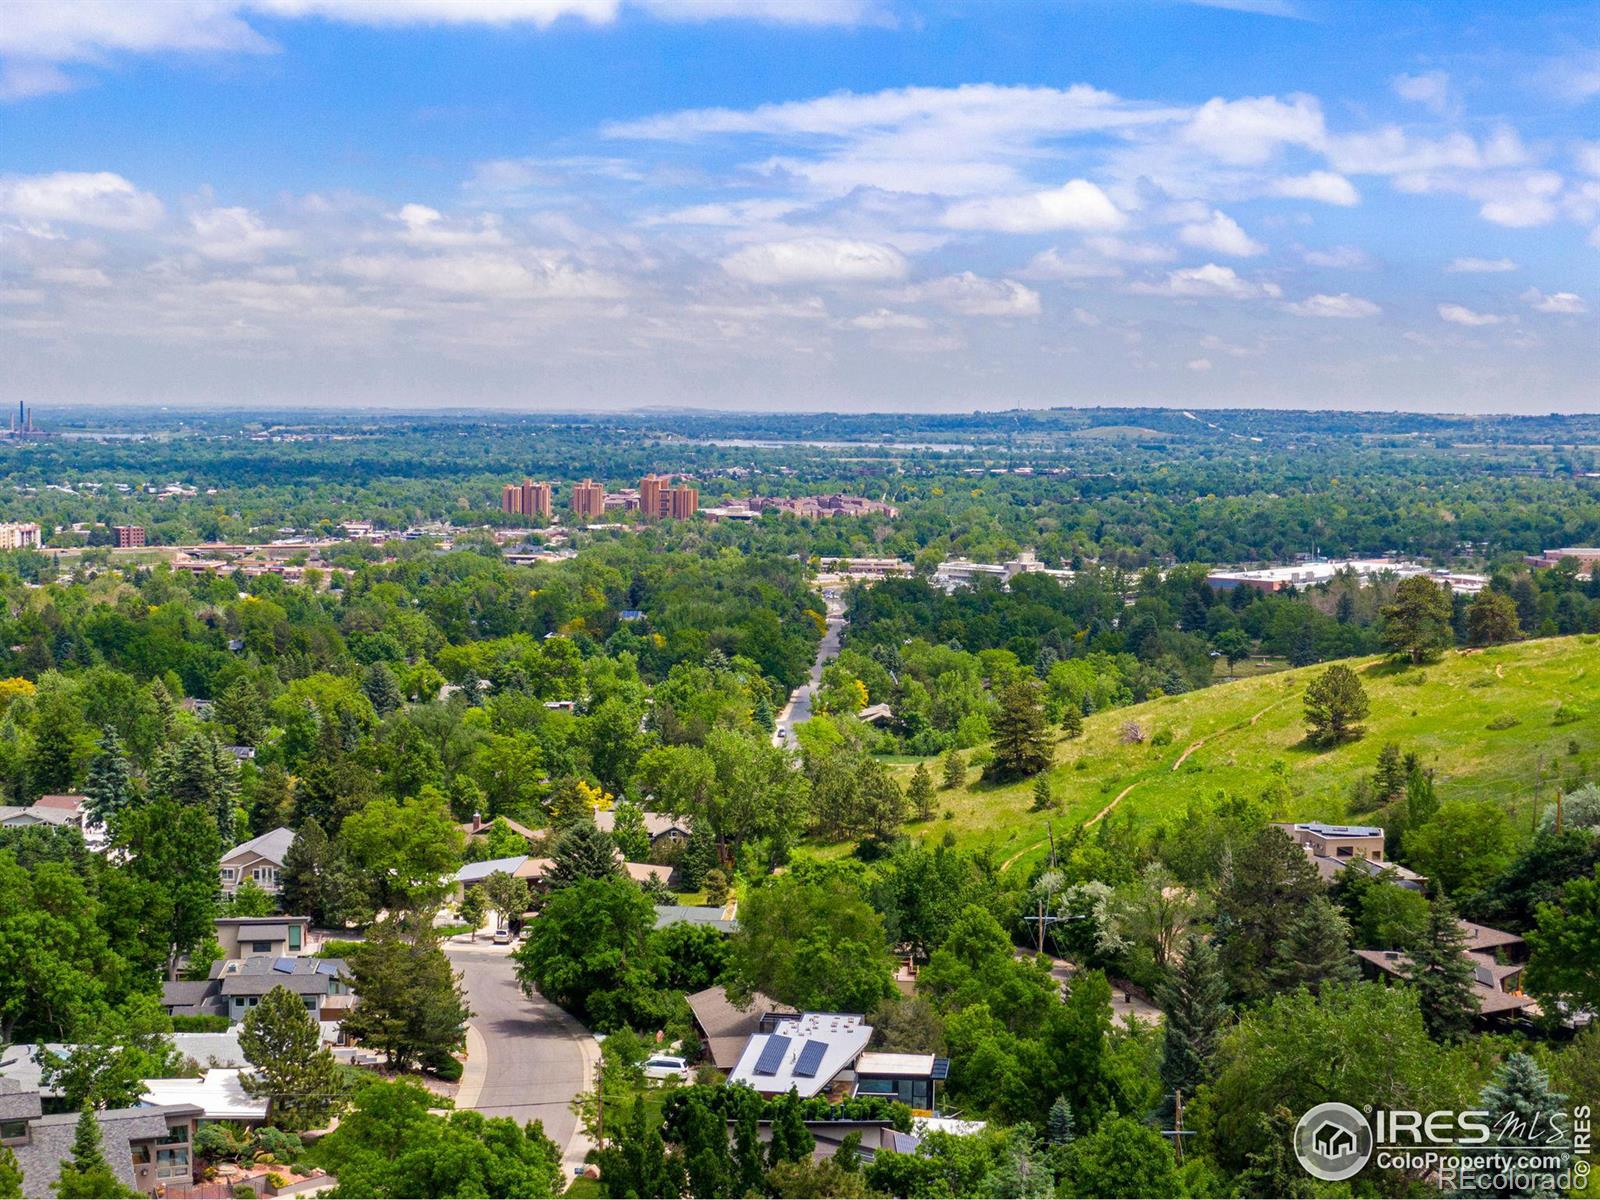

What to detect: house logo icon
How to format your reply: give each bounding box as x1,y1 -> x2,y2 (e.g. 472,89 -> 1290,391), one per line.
1294,1102 -> 1373,1181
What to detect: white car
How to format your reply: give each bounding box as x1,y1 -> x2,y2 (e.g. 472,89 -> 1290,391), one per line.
493,928 -> 512,945
641,1055 -> 688,1082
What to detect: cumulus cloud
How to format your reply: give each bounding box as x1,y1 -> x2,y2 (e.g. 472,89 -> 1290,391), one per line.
1446,257 -> 1517,273
1302,245 -> 1374,269
1392,70 -> 1454,115
901,272 -> 1040,316
1179,94 -> 1325,165
1018,247 -> 1124,281
720,238 -> 908,284
1186,356 -> 1213,371
336,250 -> 626,299
0,171 -> 163,229
942,179 -> 1126,233
1132,263 -> 1282,300
1283,292 -> 1380,318
1269,171 -> 1360,205
1522,288 -> 1587,314
1178,210 -> 1264,256
1438,303 -> 1502,326
189,206 -> 296,261
34,265 -> 110,287
849,308 -> 928,329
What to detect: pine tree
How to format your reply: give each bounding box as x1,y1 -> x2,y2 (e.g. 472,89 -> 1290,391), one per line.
1046,1096 -> 1076,1146
215,678 -> 266,746
940,748 -> 966,790
1405,893 -> 1477,1043
1060,702 -> 1083,739
1234,1108 -> 1317,1199
239,985 -> 346,1131
1288,626 -> 1319,667
361,662 -> 404,717
1373,741 -> 1407,801
1472,1053 -> 1571,1198
83,727 -> 135,830
1270,894 -> 1357,994
1382,575 -> 1455,664
280,818 -> 330,923
989,678 -> 1053,779
906,762 -> 935,821
1031,775 -> 1055,812
609,800 -> 651,861
68,1108 -> 110,1176
1158,933 -> 1229,1099
0,1144 -> 21,1200
549,823 -> 620,887
53,1108 -> 137,1199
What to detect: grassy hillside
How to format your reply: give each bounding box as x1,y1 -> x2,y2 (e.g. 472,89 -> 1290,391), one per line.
867,635 -> 1600,874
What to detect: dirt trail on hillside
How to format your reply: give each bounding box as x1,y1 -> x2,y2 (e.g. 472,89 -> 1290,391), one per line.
998,694 -> 1292,873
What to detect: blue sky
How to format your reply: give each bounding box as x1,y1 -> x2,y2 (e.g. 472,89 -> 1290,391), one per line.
1,0 -> 1596,412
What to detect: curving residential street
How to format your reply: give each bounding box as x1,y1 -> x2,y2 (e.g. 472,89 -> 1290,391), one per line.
447,944 -> 598,1176
773,591 -> 846,747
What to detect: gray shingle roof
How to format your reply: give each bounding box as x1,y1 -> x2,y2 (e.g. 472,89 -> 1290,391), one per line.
222,826 -> 295,865
14,1103 -> 192,1197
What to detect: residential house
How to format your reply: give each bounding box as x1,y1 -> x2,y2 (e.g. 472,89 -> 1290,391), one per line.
213,915 -> 312,960
458,812 -> 543,846
854,1052 -> 950,1113
726,1011 -> 950,1110
140,1069 -> 268,1125
2,1079 -> 200,1197
655,906 -> 738,934
453,853 -> 675,902
685,985 -> 795,1070
220,827 -> 295,898
1355,919 -> 1538,1023
0,794 -> 106,853
594,808 -> 693,854
0,1033 -> 246,1098
1278,821 -> 1427,890
161,955 -> 351,1025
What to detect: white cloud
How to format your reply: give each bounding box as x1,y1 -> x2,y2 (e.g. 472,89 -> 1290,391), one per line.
1392,70 -> 1454,115
1327,124 -> 1530,176
720,238 -> 908,285
1446,257 -> 1518,273
1178,210 -> 1264,257
0,171 -> 163,229
391,203 -> 507,247
902,272 -> 1040,316
1438,303 -> 1502,326
336,250 -> 626,299
1284,292 -> 1380,318
1018,247 -> 1124,281
1179,94 -> 1325,165
1522,288 -> 1587,315
942,179 -> 1126,233
1575,142 -> 1600,178
1181,0 -> 1305,16
0,59 -> 73,99
1083,237 -> 1174,263
34,265 -> 110,287
1186,356 -> 1213,371
1269,171 -> 1360,206
1302,245 -> 1373,269
849,308 -> 928,330
1131,263 -> 1282,300
189,206 -> 296,261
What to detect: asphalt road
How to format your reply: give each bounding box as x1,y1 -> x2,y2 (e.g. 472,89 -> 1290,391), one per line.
447,945 -> 594,1167
773,600 -> 845,747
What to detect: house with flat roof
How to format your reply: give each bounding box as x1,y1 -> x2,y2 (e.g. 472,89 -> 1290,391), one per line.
725,1012 -> 950,1112
214,915 -> 312,959
140,1069 -> 268,1124
219,827 -> 295,898
1278,821 -> 1427,890
2,1079 -> 200,1197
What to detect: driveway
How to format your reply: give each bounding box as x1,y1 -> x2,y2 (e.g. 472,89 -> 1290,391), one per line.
447,944 -> 597,1174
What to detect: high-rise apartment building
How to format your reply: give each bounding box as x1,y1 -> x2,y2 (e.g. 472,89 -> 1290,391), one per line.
669,484 -> 699,519
114,525 -> 146,548
501,480 -> 552,518
571,479 -> 606,519
639,474 -> 671,518
0,522 -> 41,550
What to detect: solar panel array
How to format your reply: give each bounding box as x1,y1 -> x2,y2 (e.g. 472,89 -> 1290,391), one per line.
272,957 -> 295,974
753,1033 -> 791,1075
793,1040 -> 828,1078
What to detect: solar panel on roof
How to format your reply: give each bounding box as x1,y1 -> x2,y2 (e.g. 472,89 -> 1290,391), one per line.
1474,965 -> 1494,987
316,960 -> 339,976
793,1040 -> 827,1078
753,1033 -> 790,1076
272,957 -> 295,974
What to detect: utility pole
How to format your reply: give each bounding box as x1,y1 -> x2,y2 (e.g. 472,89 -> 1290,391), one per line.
1173,1091 -> 1185,1166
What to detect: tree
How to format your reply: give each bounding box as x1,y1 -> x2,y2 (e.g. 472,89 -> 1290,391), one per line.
215,678 -> 267,747
1269,894 -> 1356,995
1158,933 -> 1228,1101
337,791 -> 465,915
989,678 -> 1052,779
940,748 -> 966,790
906,762 -> 935,821
732,871 -> 894,1014
82,727 -> 135,831
1215,825 -> 1323,1005
1060,702 -> 1083,739
1468,1053 -> 1571,1199
38,995 -> 182,1110
1063,1116 -> 1178,1199
767,1089 -> 815,1168
361,662 -> 405,718
109,798 -> 221,981
340,921 -> 471,1074
239,984 -> 346,1131
1405,799 -> 1514,899
608,800 -> 651,862
458,888 -> 487,940
676,822 -> 718,891
480,870 -> 532,928
226,878 -> 276,917
1213,628 -> 1251,678
1302,663 -> 1370,745
0,851 -> 121,1042
1381,576 -> 1455,664
1525,864 -> 1600,1018
1045,1096 -> 1075,1146
1401,893 -> 1478,1043
1373,741 -> 1407,801
1466,589 -> 1522,647
0,1146 -> 21,1200
53,1109 -> 138,1199
152,729 -> 239,846
1030,775 -> 1055,812
549,822 -> 620,887
280,818 -> 331,923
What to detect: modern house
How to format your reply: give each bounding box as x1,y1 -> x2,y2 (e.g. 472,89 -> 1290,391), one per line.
219,827 -> 295,898
161,955 -> 351,1024
726,1011 -> 951,1112
0,1033 -> 247,1098
140,1069 -> 269,1124
213,915 -> 312,959
2,1078 -> 201,1197
685,985 -> 796,1070
1278,821 -> 1427,890
1355,919 -> 1538,1024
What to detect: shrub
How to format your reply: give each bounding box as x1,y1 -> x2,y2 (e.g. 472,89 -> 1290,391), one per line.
424,1052 -> 464,1082
265,1172 -> 287,1190
171,1015 -> 232,1033
232,1187 -> 257,1200
1553,704 -> 1586,726
251,1128 -> 303,1162
1486,714 -> 1521,730
1150,728 -> 1173,747
1119,721 -> 1145,744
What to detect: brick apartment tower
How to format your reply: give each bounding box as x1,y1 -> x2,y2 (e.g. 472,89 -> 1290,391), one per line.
114,525 -> 146,548
639,474 -> 671,518
669,484 -> 698,519
501,480 -> 553,518
571,479 -> 606,519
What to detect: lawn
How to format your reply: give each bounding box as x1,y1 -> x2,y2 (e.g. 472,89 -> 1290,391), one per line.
811,635 -> 1600,875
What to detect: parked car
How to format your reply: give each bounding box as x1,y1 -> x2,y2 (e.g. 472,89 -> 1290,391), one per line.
493,927 -> 512,945
641,1055 -> 688,1082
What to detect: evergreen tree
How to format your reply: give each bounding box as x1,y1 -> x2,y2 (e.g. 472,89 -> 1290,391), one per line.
989,678 -> 1053,779
280,818 -> 330,923
1468,1053 -> 1571,1199
940,748 -> 966,790
1302,664 -> 1370,745
1270,894 -> 1357,995
239,984 -> 346,1131
1466,590 -> 1522,647
152,730 -> 239,845
1060,702 -> 1083,739
0,1145 -> 21,1200
215,678 -> 267,747
767,1089 -> 815,1167
1046,1096 -> 1076,1146
53,1108 -> 137,1199
1030,775 -> 1055,812
1374,741 -> 1407,801
549,823 -> 620,887
677,822 -> 718,891
339,920 -> 470,1073
1287,626 -> 1319,667
1404,893 -> 1477,1043
361,662 -> 404,718
1233,1108 -> 1317,1199
906,762 -> 935,821
82,727 -> 135,830
1216,826 -> 1325,1004
1381,576 -> 1455,664
1158,933 -> 1228,1100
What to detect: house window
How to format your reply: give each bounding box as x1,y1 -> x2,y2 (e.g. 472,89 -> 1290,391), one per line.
1336,846 -> 1353,857
156,1147 -> 190,1178
288,925 -> 303,951
221,868 -> 236,881
0,1119 -> 28,1144
250,942 -> 274,953
253,866 -> 278,885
